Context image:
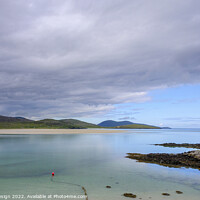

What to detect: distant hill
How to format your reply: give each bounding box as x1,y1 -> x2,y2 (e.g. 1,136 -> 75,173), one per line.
0,115 -> 33,122
161,127 -> 171,129
98,120 -> 133,127
0,115 -> 163,129
0,116 -> 100,129
98,120 -> 161,129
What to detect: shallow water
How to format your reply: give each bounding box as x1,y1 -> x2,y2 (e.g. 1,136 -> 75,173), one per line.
0,129 -> 200,200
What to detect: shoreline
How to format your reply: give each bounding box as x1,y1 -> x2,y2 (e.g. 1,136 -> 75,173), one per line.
0,128 -> 127,135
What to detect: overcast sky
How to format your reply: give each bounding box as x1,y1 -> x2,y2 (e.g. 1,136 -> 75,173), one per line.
0,0 -> 200,127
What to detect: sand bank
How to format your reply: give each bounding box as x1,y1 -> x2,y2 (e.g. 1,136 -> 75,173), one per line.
0,128 -> 126,135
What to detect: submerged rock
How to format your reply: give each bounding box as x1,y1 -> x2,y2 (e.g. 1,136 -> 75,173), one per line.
162,193 -> 170,196
123,193 -> 137,198
176,190 -> 183,194
126,150 -> 200,170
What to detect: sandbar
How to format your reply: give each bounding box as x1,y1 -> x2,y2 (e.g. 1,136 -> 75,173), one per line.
0,129 -> 127,135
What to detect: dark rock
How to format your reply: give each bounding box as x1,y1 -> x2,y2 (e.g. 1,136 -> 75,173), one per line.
106,185 -> 111,188
162,193 -> 170,196
126,150 -> 200,170
123,193 -> 137,198
155,143 -> 200,149
176,191 -> 183,194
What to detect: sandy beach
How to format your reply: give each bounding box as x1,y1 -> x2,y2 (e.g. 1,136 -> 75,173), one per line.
0,129 -> 126,135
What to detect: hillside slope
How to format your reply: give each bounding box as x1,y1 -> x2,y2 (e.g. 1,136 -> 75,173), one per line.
0,116 -> 99,129
61,119 -> 100,128
113,124 -> 161,129
0,115 -> 33,122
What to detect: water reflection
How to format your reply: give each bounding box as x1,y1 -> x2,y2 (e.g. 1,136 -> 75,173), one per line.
0,129 -> 200,200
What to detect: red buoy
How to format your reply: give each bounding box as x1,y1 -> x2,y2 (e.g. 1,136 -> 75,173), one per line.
52,172 -> 54,176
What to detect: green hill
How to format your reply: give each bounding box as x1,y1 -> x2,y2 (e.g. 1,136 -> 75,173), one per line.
0,116 -> 100,129
113,124 -> 161,129
0,115 -> 161,129
60,119 -> 100,128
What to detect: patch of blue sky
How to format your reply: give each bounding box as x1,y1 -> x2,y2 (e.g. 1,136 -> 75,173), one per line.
106,84 -> 200,128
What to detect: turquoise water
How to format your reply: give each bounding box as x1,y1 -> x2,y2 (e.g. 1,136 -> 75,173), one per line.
0,129 -> 200,200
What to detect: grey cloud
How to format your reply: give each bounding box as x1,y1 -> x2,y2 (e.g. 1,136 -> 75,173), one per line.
0,0 -> 200,118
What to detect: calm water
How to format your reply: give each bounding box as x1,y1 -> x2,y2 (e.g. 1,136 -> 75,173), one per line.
0,129 -> 200,200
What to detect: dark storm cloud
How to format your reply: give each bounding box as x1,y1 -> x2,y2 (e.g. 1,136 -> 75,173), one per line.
0,0 -> 200,118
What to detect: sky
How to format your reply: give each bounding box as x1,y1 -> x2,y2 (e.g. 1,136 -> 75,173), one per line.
0,0 -> 200,127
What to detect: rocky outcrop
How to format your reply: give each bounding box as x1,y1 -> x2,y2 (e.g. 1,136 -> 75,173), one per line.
126,150 -> 200,169
155,143 -> 200,149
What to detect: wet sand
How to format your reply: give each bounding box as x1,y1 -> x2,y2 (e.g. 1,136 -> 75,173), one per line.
0,128 -> 126,135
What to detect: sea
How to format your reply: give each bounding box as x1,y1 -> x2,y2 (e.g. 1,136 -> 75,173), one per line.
0,128 -> 200,200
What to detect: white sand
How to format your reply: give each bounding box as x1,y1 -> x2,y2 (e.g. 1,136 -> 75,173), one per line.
0,129 -> 127,135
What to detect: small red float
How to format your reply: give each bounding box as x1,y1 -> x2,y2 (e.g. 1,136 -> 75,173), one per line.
52,172 -> 54,176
